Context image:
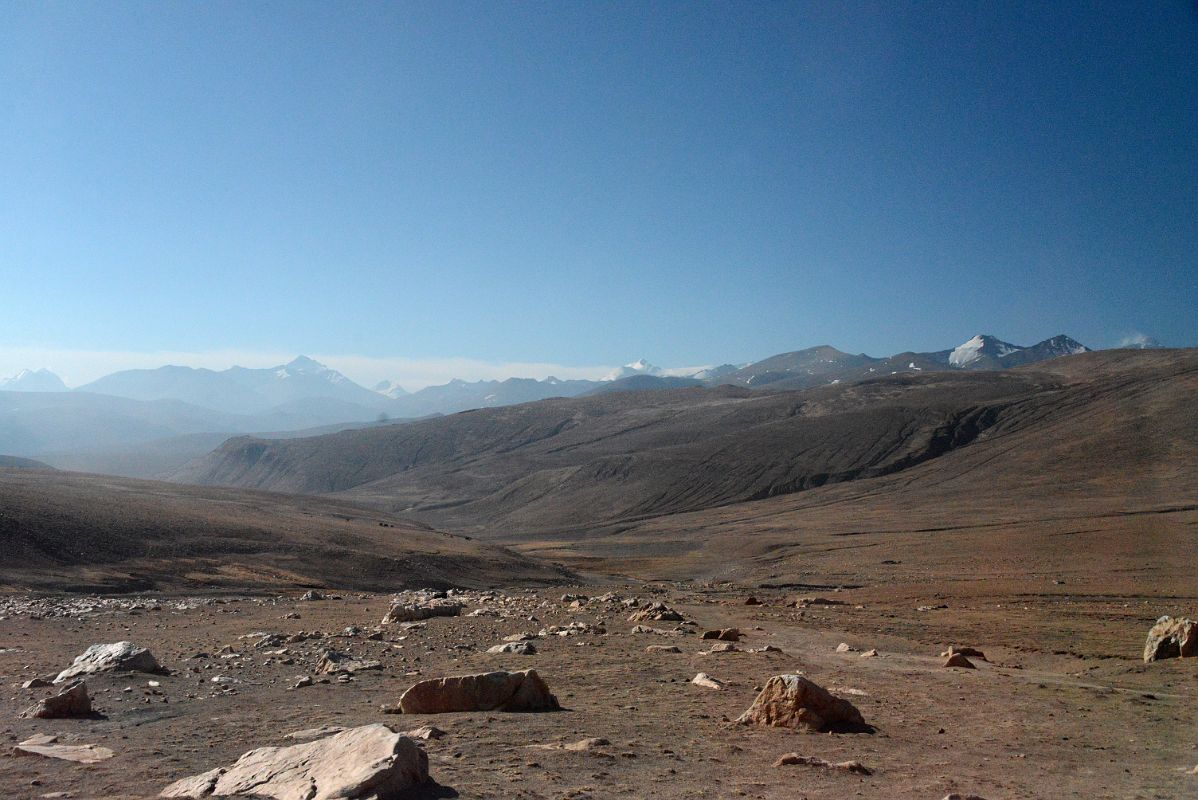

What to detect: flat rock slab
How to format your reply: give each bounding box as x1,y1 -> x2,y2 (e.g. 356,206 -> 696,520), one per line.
55,642 -> 160,683
398,669 -> 559,714
159,723 -> 428,799
14,742 -> 115,764
737,674 -> 865,732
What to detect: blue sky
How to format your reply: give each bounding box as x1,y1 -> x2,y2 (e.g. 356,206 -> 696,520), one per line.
2,1 -> 1195,387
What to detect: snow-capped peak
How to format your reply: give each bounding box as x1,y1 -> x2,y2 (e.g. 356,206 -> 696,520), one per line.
948,335 -> 1019,367
604,359 -> 663,381
373,379 -> 409,398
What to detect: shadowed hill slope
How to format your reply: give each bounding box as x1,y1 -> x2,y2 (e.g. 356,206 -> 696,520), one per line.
172,350 -> 1198,539
0,469 -> 571,592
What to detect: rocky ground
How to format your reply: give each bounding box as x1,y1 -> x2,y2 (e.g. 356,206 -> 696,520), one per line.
2,583 -> 1195,799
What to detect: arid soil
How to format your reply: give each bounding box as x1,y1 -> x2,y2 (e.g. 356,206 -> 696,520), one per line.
3,580 -> 1194,799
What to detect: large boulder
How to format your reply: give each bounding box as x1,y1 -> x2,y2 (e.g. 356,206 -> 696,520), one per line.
159,724 -> 428,799
22,681 -> 92,719
736,674 -> 865,732
1143,616 -> 1197,662
397,669 -> 559,714
55,642 -> 161,683
381,600 -> 463,625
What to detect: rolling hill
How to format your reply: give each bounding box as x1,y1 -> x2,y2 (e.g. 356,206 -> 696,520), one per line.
174,350 -> 1195,543
0,469 -> 570,592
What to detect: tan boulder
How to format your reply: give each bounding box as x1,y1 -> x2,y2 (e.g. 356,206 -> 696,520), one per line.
691,672 -> 724,690
397,669 -> 559,714
943,652 -> 976,669
700,628 -> 741,641
159,723 -> 428,799
736,674 -> 865,732
1143,616 -> 1197,662
940,646 -> 987,662
381,600 -> 463,625
22,681 -> 92,719
627,601 -> 684,623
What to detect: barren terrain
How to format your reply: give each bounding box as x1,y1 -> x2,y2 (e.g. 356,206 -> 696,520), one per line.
2,350 -> 1195,798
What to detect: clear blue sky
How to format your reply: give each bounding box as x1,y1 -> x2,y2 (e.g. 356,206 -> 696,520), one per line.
2,1 -> 1196,384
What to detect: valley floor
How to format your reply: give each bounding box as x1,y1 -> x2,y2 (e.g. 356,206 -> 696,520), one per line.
2,577 -> 1195,799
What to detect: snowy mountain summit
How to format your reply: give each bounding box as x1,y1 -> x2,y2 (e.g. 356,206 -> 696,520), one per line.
604,359 -> 664,381
372,379 -> 409,398
948,334 -> 1089,369
948,335 -> 1020,367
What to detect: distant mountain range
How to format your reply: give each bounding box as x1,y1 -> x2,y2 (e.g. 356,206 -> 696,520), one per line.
0,368 -> 69,392
0,334 -> 1102,476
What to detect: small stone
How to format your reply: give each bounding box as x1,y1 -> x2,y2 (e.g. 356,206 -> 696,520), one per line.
691,672 -> 724,690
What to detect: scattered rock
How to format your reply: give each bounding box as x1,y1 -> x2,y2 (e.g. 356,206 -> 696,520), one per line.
860,649 -> 878,658
942,795 -> 988,800
397,669 -> 560,714
285,726 -> 346,741
563,737 -> 609,751
160,724 -> 428,799
291,676 -> 313,689
749,645 -> 782,654
1143,616 -> 1197,662
627,601 -> 684,623
402,725 -> 446,740
22,681 -> 92,719
736,674 -> 865,732
298,590 -> 325,601
314,649 -> 381,674
792,597 -> 845,607
645,645 -> 682,653
381,599 -> 463,625
773,752 -> 872,774
529,737 -> 610,752
835,642 -> 856,653
701,628 -> 741,641
744,597 -> 762,605
943,652 -> 976,669
704,642 -> 740,653
22,677 -> 52,689
941,646 -> 988,662
691,672 -> 724,690
487,641 -> 537,655
630,625 -> 680,636
55,642 -> 161,683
